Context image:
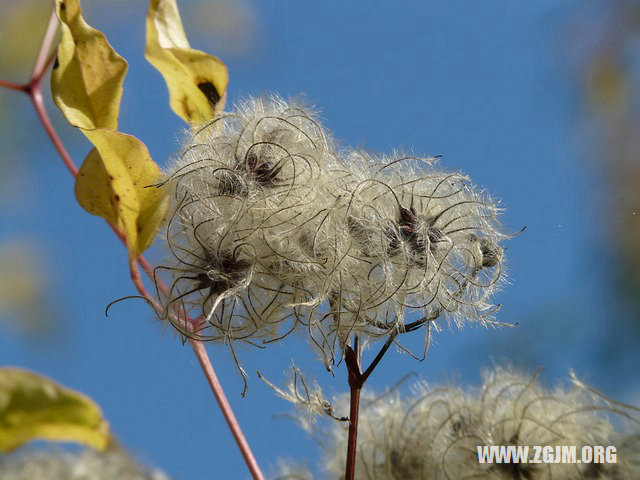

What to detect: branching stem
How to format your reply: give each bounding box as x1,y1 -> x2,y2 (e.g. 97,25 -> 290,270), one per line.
0,79 -> 28,92
343,310 -> 440,480
343,334 -> 395,480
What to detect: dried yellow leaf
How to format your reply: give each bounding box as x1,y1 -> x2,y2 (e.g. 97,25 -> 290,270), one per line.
0,368 -> 110,452
78,130 -> 169,258
74,148 -> 120,226
50,0 -> 174,257
145,0 -> 228,124
74,138 -> 169,258
51,0 -> 127,130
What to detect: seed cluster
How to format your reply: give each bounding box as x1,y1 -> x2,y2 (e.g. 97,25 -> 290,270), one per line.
157,97 -> 507,363
318,368 -> 639,480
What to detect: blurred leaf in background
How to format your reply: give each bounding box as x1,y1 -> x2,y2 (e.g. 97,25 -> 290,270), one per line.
184,0 -> 260,58
0,368 -> 110,452
75,0 -> 260,60
572,1 -> 640,323
0,2 -> 65,341
0,1 -> 53,201
0,240 -> 58,338
0,368 -> 167,479
0,0 -> 51,82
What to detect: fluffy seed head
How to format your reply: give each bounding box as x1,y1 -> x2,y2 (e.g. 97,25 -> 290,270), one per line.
311,152 -> 507,358
321,368 -> 639,480
157,96 -> 510,364
159,96 -> 337,343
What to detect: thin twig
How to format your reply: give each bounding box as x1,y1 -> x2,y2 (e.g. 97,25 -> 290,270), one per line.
191,341 -> 265,480
0,79 -> 27,92
129,258 -> 164,314
33,49 -> 59,85
362,332 -> 397,382
29,87 -> 78,176
31,8 -> 59,83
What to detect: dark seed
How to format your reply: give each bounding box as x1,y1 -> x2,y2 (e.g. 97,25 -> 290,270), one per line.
479,238 -> 501,268
240,152 -> 283,187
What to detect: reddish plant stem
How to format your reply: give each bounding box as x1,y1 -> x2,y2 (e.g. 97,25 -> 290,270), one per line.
129,258 -> 164,315
0,8 -> 265,480
343,332 -> 402,480
0,79 -> 28,92
129,261 -> 264,480
30,86 -> 79,176
191,340 -> 265,480
31,9 -> 59,82
137,255 -> 160,289
344,345 -> 363,480
346,387 -> 361,479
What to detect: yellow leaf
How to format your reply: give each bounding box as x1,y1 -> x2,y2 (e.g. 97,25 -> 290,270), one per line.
75,148 -> 120,226
145,0 -> 228,124
0,368 -> 110,452
51,0 -> 128,130
77,130 -> 169,258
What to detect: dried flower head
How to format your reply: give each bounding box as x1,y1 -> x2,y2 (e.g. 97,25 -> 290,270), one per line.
157,96 -> 338,343
156,96 -> 510,365
320,368 -> 639,480
307,152 -> 507,361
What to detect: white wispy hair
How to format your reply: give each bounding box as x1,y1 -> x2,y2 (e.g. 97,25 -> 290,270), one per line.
157,96 -> 338,344
273,459 -> 315,480
0,447 -> 170,480
157,96 -> 509,365
309,152 -> 507,359
317,367 -> 639,480
258,363 -> 346,432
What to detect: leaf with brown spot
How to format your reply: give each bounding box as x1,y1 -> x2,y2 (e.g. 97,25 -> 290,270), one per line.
76,130 -> 169,258
145,0 -> 228,124
0,368 -> 110,452
51,0 -> 128,130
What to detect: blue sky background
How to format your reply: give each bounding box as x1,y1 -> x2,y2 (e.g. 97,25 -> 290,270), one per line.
1,1 -> 638,479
